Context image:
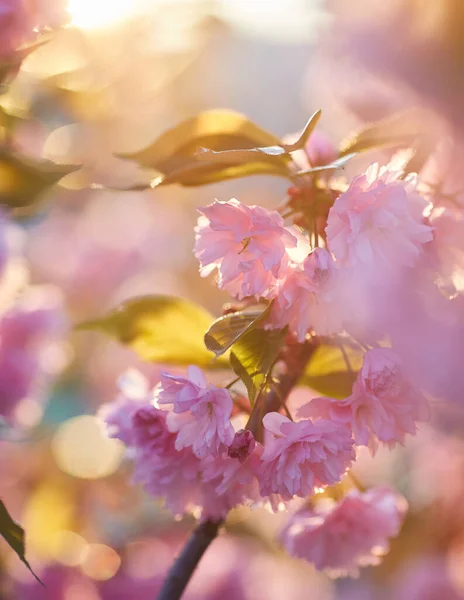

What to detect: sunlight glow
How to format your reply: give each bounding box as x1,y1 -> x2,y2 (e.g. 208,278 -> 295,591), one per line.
68,0 -> 137,30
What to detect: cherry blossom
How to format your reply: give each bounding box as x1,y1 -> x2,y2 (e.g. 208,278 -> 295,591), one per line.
326,163 -> 433,271
156,366 -> 235,459
258,412 -> 355,500
281,487 -> 407,577
300,347 -> 430,450
194,199 -> 297,300
268,248 -> 343,340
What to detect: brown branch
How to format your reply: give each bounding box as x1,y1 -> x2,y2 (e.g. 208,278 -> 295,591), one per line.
157,520 -> 222,600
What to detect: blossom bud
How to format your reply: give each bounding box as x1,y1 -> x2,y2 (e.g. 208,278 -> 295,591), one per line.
228,429 -> 256,463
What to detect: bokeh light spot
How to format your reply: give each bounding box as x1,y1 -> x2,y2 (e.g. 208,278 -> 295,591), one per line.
81,544 -> 121,581
52,415 -> 124,479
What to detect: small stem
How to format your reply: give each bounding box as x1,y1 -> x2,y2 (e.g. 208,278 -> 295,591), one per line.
270,380 -> 294,421
157,520 -> 222,600
225,376 -> 241,390
338,343 -> 353,374
348,333 -> 370,353
347,470 -> 366,492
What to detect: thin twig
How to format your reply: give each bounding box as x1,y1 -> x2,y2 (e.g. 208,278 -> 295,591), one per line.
225,376 -> 241,389
157,520 -> 222,600
338,343 -> 353,374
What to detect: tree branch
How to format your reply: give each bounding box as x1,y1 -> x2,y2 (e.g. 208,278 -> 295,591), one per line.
157,520 -> 222,600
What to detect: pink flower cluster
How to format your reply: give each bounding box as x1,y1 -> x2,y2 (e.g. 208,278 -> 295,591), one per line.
102,367 -> 355,520
326,163 -> 433,272
194,167 -> 433,341
281,487 -> 407,577
101,157 -> 442,578
300,348 -> 430,452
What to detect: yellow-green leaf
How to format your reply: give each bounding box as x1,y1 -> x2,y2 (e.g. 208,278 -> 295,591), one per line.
281,109 -> 322,152
77,295 -> 229,368
230,327 -> 286,405
204,304 -> 271,358
339,110 -> 427,157
152,160 -> 289,188
299,344 -> 363,399
0,150 -> 80,213
118,109 -> 283,172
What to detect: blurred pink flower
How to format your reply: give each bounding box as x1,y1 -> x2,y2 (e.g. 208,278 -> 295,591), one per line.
194,199 -> 297,300
0,0 -> 68,60
283,129 -> 337,173
0,0 -> 30,59
394,557 -> 464,600
305,131 -> 338,169
0,291 -> 67,422
326,163 -> 433,271
258,412 -> 355,500
157,366 -> 235,460
281,487 -> 407,577
268,248 -> 342,340
429,207 -> 464,294
300,348 -> 430,450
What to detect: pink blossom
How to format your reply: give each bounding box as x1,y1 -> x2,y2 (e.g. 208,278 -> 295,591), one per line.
300,348 -> 430,450
156,366 -> 235,459
394,557 -> 464,600
101,380 -> 204,517
201,443 -> 263,520
281,487 -> 407,577
305,131 -> 338,168
268,248 -> 343,340
194,199 -> 297,300
282,130 -> 337,172
258,412 -> 355,500
129,404 -> 204,517
326,163 -> 433,271
429,207 -> 464,294
99,369 -> 151,446
0,0 -> 68,60
228,429 -> 256,463
0,0 -> 29,59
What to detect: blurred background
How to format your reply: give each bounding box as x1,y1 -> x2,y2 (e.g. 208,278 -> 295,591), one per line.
1,0 -> 464,598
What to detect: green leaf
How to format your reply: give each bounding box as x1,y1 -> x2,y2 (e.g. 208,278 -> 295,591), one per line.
339,110 -> 427,157
0,150 -> 80,213
204,304 -> 271,358
230,327 -> 286,405
0,500 -> 43,585
118,109 -> 283,172
299,344 -> 363,399
281,109 -> 322,152
77,295 -> 229,368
